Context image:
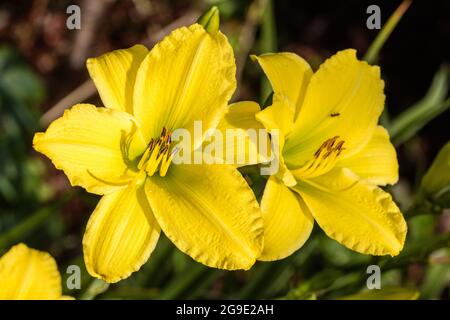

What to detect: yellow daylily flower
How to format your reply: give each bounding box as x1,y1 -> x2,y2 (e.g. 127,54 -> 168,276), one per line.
0,243 -> 72,300
247,49 -> 407,260
33,24 -> 264,283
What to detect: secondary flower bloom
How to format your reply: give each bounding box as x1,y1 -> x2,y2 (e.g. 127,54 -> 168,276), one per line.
248,49 -> 407,260
0,243 -> 71,299
33,23 -> 264,283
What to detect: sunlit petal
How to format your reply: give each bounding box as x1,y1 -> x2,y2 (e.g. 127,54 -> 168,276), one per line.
0,243 -> 61,299
145,164 -> 263,270
83,183 -> 160,283
87,45 -> 148,114
259,176 -> 314,261
293,168 -> 407,256
33,104 -> 146,195
133,24 -> 236,145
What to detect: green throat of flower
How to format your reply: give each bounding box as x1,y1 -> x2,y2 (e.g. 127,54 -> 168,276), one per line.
138,127 -> 175,177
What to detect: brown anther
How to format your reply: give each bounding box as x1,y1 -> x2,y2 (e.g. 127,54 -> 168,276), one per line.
313,136 -> 346,161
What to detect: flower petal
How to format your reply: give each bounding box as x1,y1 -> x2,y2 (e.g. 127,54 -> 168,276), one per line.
255,95 -> 297,186
218,101 -> 263,131
252,52 -> 312,116
212,101 -> 269,166
83,183 -> 160,283
87,44 -> 148,114
255,94 -> 294,138
33,104 -> 147,195
0,243 -> 61,299
284,49 -> 385,168
293,168 -> 407,256
145,164 -> 263,270
259,176 -> 314,261
336,126 -> 399,186
133,24 -> 236,144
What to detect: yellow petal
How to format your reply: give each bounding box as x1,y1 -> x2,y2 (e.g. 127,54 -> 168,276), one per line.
336,126 -> 399,186
0,243 -> 61,299
259,176 -> 314,261
252,52 -> 312,116
33,104 -> 147,195
133,24 -> 236,144
212,101 -> 269,166
254,95 -> 297,186
284,49 -> 385,168
83,183 -> 160,283
255,94 -> 294,138
293,168 -> 407,256
219,101 -> 263,131
87,44 -> 148,114
145,164 -> 263,270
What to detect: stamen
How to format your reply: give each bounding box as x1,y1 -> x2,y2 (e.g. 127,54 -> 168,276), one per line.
138,127 -> 176,177
294,136 -> 346,178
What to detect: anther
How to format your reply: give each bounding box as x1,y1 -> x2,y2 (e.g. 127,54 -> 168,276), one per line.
138,127 -> 175,177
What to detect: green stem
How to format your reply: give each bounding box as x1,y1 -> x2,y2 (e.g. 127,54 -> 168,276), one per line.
80,279 -> 110,300
259,0 -> 277,103
363,0 -> 412,64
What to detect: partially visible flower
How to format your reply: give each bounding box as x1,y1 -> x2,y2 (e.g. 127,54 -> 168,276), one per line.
33,23 -> 264,283
242,49 -> 407,260
0,243 -> 72,300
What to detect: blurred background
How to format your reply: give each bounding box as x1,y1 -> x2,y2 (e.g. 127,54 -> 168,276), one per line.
0,0 -> 449,299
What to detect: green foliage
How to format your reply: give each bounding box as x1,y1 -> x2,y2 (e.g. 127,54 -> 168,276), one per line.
0,45 -> 52,234
339,287 -> 419,300
420,249 -> 450,299
389,66 -> 449,146
259,0 -> 276,102
1,2 -> 450,301
420,141 -> 450,208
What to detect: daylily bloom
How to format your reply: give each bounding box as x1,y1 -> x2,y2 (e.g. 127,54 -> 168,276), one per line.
0,243 -> 72,299
246,49 -> 407,260
33,23 -> 264,283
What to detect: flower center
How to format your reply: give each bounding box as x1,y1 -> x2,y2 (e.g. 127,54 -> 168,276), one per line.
294,136 -> 346,178
138,127 -> 175,177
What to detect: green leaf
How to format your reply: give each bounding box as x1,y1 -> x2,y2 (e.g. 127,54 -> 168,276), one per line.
284,269 -> 343,300
319,234 -> 371,268
339,287 -> 419,300
0,45 -> 47,209
259,0 -> 276,103
421,249 -> 450,299
389,66 -> 449,146
0,45 -> 45,107
420,140 -> 450,203
363,0 -> 412,64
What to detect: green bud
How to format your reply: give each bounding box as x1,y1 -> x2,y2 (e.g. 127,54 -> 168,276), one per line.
197,6 -> 220,34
